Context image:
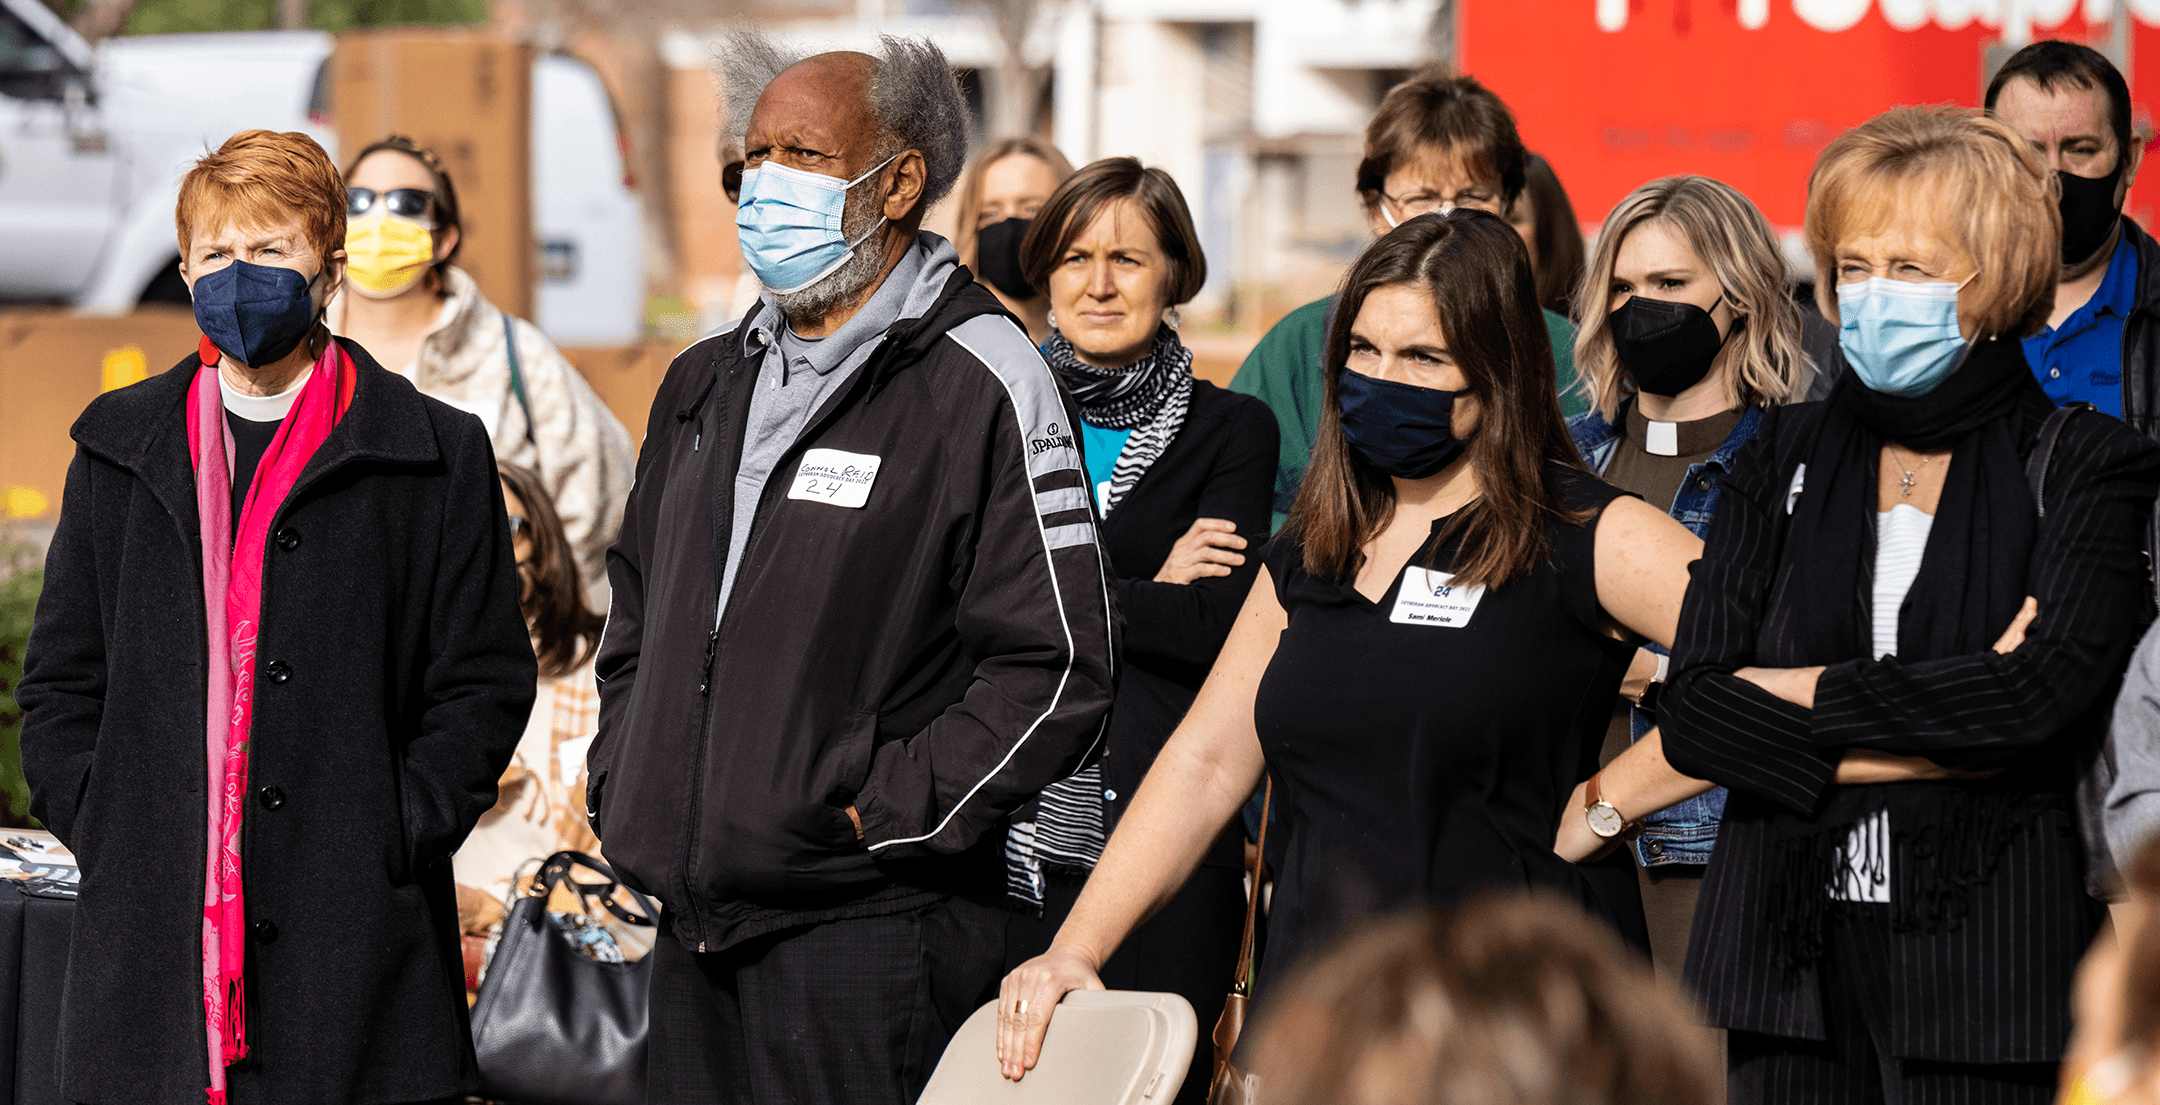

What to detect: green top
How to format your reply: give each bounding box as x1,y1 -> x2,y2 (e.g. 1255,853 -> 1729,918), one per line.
1229,296 -> 1583,531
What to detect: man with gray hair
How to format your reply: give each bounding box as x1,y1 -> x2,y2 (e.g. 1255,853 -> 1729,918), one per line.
587,30 -> 1116,1102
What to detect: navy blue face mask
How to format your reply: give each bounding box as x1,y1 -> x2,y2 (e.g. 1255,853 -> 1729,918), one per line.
1337,368 -> 1469,479
191,259 -> 324,368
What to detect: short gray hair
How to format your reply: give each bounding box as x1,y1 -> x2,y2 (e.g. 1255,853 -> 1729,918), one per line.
715,29 -> 970,212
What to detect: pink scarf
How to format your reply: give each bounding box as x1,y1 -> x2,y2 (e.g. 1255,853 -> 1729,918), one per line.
186,335 -> 354,1105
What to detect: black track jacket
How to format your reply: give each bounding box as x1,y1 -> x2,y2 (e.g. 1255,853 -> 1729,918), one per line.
590,253 -> 1116,953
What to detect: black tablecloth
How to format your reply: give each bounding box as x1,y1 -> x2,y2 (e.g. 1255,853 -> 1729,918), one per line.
0,888 -> 70,1105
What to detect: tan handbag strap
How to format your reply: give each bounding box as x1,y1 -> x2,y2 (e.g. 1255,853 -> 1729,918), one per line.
1232,776 -> 1271,996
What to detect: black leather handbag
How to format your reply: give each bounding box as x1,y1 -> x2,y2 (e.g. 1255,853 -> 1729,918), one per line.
471,851 -> 658,1105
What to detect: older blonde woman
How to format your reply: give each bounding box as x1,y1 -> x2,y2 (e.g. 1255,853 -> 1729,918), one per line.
1559,107 -> 2160,1104
1564,175 -> 1811,990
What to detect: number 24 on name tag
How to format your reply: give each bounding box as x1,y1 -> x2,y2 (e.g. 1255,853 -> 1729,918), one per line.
1389,566 -> 1486,627
788,448 -> 882,509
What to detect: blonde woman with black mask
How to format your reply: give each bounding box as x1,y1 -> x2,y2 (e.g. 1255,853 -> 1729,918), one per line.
1565,176 -> 1811,994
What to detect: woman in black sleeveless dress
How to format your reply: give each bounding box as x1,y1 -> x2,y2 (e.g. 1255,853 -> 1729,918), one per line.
993,209 -> 1707,1080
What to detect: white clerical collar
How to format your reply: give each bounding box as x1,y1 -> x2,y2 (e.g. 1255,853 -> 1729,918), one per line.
1644,419 -> 1680,456
219,368 -> 310,423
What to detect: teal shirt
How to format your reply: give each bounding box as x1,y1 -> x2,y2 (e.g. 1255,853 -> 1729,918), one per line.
1081,422 -> 1133,511
1229,296 -> 1582,531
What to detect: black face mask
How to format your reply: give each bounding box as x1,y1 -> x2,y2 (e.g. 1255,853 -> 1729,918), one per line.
1337,368 -> 1468,479
1608,294 -> 1729,398
2059,164 -> 2126,266
975,217 -> 1035,299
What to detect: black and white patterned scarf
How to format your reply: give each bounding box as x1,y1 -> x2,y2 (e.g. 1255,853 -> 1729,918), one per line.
1045,325 -> 1194,515
1004,324 -> 1195,911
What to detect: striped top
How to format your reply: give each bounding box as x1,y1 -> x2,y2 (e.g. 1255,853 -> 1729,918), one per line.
1870,504 -> 1935,660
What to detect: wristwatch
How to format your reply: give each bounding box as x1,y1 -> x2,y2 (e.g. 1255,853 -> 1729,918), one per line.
1584,773 -> 1629,840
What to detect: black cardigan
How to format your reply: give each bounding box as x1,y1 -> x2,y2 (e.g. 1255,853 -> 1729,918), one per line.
1094,380 -> 1278,869
1660,397 -> 2160,1062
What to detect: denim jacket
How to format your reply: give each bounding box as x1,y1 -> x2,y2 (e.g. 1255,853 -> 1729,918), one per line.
1568,403 -> 1763,866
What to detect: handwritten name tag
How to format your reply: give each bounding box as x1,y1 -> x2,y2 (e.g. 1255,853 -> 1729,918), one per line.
788,448 -> 882,509
1388,566 -> 1487,627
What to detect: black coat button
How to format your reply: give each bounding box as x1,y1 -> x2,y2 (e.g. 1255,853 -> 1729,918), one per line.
1696,477 -> 1713,492
1647,840 -> 1664,856
275,527 -> 300,552
252,919 -> 278,943
264,660 -> 291,684
258,786 -> 284,811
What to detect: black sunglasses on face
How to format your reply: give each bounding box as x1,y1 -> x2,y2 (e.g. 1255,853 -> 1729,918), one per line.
347,187 -> 435,221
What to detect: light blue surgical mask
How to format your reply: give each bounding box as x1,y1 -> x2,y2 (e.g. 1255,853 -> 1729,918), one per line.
1835,276 -> 1975,398
734,155 -> 896,294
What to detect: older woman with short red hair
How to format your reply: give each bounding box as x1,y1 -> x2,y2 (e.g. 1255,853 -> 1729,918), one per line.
16,128 -> 534,1105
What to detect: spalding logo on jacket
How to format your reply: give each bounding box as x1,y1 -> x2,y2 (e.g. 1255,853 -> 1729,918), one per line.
1030,421 -> 1077,458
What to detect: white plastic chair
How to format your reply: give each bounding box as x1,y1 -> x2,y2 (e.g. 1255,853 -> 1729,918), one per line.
917,990 -> 1198,1105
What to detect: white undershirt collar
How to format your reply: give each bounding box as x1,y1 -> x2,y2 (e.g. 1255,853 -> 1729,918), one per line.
218,368 -> 310,423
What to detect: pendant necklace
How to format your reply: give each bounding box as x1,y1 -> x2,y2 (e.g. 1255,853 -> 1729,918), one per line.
1887,444 -> 1940,497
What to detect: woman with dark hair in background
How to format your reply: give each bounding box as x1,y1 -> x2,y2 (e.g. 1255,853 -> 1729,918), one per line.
1509,151 -> 1587,318
452,464 -> 618,938
954,136 -> 1075,343
999,156 -> 1276,1105
996,209 -> 1703,1083
333,135 -> 634,587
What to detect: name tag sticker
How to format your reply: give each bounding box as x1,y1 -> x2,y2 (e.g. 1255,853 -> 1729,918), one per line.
1388,566 -> 1487,627
788,448 -> 882,509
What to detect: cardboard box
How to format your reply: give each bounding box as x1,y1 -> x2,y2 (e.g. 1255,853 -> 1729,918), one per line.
0,307 -> 203,520
562,343 -> 675,443
330,30 -> 534,320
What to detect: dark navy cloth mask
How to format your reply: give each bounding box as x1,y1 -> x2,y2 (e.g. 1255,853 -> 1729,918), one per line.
192,259 -> 323,368
1337,368 -> 1469,479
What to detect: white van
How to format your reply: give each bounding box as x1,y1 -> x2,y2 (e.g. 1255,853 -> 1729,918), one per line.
0,0 -> 642,345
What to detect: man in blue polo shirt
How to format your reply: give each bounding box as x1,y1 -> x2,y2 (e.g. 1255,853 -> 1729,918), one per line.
1988,41 -> 2159,431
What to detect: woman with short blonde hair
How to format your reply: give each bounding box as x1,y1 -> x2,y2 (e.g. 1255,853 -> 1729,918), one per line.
1560,105 -> 2160,1104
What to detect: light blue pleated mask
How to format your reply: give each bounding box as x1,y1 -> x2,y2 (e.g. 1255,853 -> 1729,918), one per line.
734,155 -> 895,294
1835,277 -> 1975,398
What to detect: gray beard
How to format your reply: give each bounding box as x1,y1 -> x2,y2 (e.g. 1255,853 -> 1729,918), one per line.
772,193 -> 894,323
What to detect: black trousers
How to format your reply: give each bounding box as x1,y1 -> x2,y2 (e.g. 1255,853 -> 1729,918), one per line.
646,894 -> 1005,1105
1005,864 -> 1246,1105
1728,927 -> 2058,1105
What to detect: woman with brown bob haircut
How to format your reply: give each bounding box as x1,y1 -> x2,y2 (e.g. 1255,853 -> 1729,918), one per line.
998,209 -> 1701,1083
996,156 -> 1276,1105
1559,106 -> 2160,1104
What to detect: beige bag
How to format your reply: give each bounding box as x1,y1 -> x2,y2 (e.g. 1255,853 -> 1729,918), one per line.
920,989 -> 1198,1104
1206,777 -> 1271,1105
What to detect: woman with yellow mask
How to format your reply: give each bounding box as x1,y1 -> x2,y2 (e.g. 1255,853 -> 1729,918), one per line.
334,136 -> 633,589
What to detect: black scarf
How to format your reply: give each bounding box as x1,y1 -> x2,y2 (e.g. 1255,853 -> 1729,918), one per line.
1770,338 -> 2053,667
1758,337 -> 2059,965
1041,324 -> 1194,515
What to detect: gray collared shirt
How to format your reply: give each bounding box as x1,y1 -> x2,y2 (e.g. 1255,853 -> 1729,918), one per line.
714,243 -> 926,626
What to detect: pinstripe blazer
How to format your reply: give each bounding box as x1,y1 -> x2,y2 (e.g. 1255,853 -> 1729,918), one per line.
1661,397 -> 2160,1063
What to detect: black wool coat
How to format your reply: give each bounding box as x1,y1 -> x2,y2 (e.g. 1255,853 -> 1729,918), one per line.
15,339 -> 536,1105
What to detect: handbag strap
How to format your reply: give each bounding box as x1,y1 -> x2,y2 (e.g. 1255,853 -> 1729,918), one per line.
2026,401 -> 2091,520
1231,777 -> 1271,998
503,310 -> 537,446
532,850 -> 659,927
